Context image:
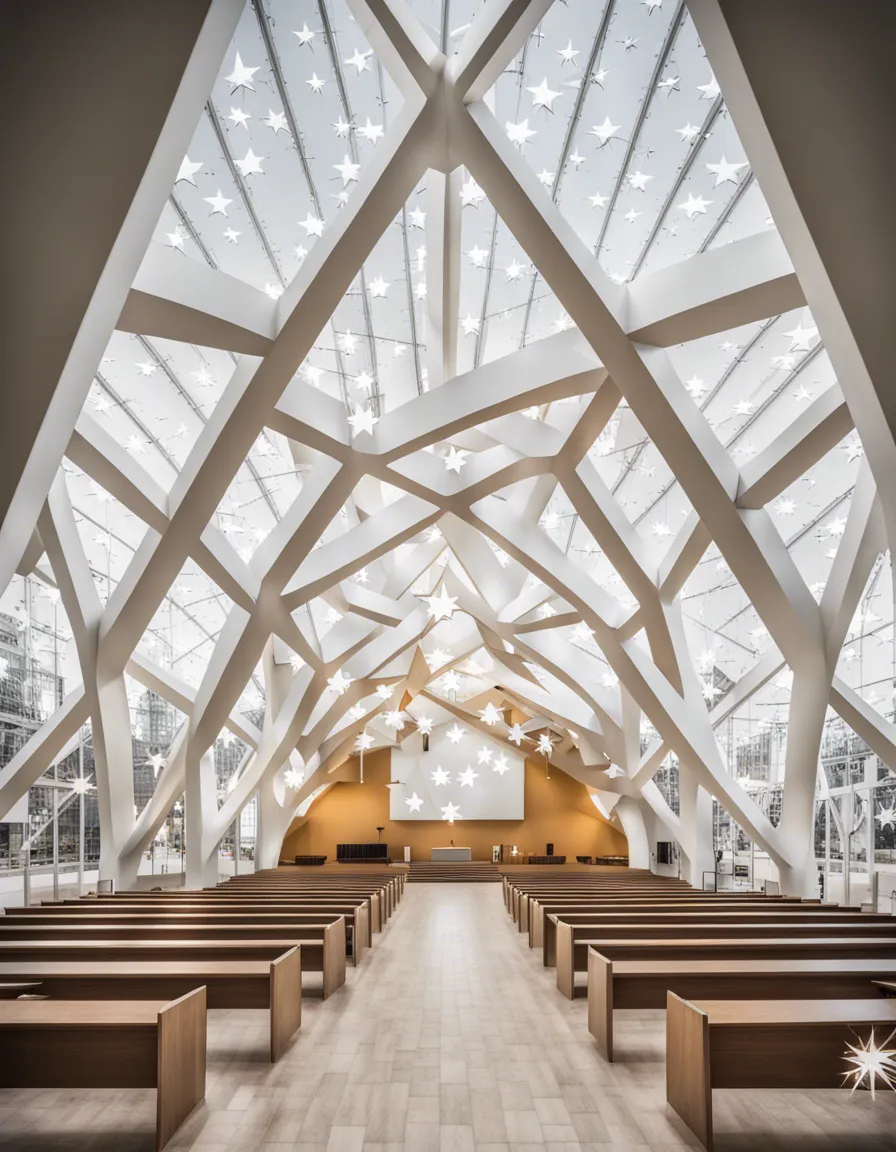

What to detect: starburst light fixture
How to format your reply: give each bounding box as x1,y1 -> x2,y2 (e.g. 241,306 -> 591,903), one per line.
843,1029 -> 896,1099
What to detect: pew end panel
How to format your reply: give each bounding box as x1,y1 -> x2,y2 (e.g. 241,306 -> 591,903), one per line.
156,986 -> 207,1151
666,992 -> 712,1152
587,949 -> 614,1060
323,918 -> 347,999
555,921 -> 576,1001
270,947 -> 302,1062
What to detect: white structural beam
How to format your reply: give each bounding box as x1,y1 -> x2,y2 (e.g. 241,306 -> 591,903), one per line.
0,0 -> 243,593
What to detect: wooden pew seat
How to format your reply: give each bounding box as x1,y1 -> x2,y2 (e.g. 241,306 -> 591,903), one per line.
666,995 -> 896,1151
0,989 -> 206,1150
588,949 -> 896,1060
0,949 -> 301,1062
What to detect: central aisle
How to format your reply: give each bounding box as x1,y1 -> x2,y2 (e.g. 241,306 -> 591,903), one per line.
205,881 -> 896,1152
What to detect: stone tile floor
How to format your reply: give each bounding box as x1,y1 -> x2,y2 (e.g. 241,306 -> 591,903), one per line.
1,882 -> 894,1150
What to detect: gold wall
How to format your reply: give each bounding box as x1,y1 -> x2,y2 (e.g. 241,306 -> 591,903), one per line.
280,748 -> 628,861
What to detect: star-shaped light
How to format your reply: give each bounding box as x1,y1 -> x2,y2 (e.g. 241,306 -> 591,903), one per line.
705,155 -> 748,186
441,802 -> 461,822
70,776 -> 93,795
345,48 -> 373,74
226,53 -> 259,92
444,446 -> 469,473
507,723 -> 525,746
774,497 -> 796,516
557,40 -> 579,65
468,245 -> 487,267
426,647 -> 449,668
677,122 -> 700,142
416,716 -> 434,735
589,116 -> 621,145
460,177 -> 485,207
368,275 -> 390,298
876,804 -> 896,831
678,193 -> 713,219
843,1028 -> 896,1099
627,171 -> 653,191
527,78 -> 561,111
505,260 -> 526,281
426,584 -> 458,621
204,190 -> 232,216
441,670 -> 461,693
334,155 -> 361,186
294,23 -> 315,46
224,227 -> 240,244
166,227 -> 186,250
356,731 -> 376,751
459,767 -> 478,788
476,746 -> 493,766
480,702 -> 502,726
235,149 -> 264,177
404,791 -> 424,813
624,209 -> 641,224
685,375 -> 707,399
697,73 -> 720,100
327,669 -> 352,695
176,156 -> 203,185
460,315 -> 480,337
506,119 -> 537,146
537,169 -> 554,187
358,118 -> 384,143
263,109 -> 289,134
385,710 -> 406,732
306,73 -> 326,93
605,765 -> 626,779
348,404 -> 378,437
446,724 -> 465,744
536,733 -> 554,757
733,399 -> 754,416
299,213 -> 325,238
492,753 -> 510,776
228,106 -> 251,129
284,766 -> 303,789
333,116 -> 352,138
588,191 -> 609,208
431,766 -> 451,786
783,322 -> 819,351
147,753 -> 166,778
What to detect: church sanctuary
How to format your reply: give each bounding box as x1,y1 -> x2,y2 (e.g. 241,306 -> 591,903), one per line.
3,0 -> 896,1148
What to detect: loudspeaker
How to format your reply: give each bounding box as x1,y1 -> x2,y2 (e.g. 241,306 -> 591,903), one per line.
546,843 -> 554,856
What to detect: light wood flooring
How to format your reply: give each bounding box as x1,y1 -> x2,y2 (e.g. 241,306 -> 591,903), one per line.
1,882 -> 895,1151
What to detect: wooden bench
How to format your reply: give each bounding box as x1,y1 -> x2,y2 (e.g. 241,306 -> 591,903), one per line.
0,988 -> 206,1150
528,897 -> 819,947
6,907 -> 367,966
588,950 -> 896,1060
666,995 -> 896,1151
0,936 -> 346,997
556,934 -> 896,998
544,909 -> 892,968
0,950 -> 300,1062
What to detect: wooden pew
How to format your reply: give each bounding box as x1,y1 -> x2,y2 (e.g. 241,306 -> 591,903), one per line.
213,882 -> 395,924
544,908 -> 892,968
0,950 -> 301,1062
523,892 -> 798,939
0,988 -> 206,1151
97,889 -> 384,934
0,934 -> 346,999
7,906 -> 367,966
666,994 -> 896,1151
588,949 -> 896,1060
557,936 -> 896,998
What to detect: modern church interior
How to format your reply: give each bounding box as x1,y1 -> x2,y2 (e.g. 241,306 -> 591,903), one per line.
2,0 -> 895,1147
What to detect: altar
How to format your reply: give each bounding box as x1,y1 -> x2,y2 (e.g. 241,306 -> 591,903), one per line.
430,847 -> 472,862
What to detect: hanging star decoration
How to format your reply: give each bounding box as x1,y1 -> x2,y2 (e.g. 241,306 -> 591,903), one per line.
226,52 -> 259,92
405,792 -> 424,813
147,753 -> 166,778
589,117 -> 620,144
441,801 -> 461,822
444,445 -> 469,473
492,753 -> 510,776
176,156 -> 202,185
842,1028 -> 896,1099
480,702 -> 502,726
348,404 -> 378,437
446,724 -> 465,744
507,723 -> 525,746
431,765 -> 451,786
327,669 -> 352,695
527,78 -> 562,111
506,119 -> 537,146
415,715 -> 434,735
284,766 -> 303,789
425,584 -> 458,621
385,710 -> 406,732
355,731 -> 376,751
875,804 -> 896,831
441,670 -> 461,693
459,767 -> 478,788
536,732 -> 554,757
678,193 -> 713,219
477,746 -> 493,765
